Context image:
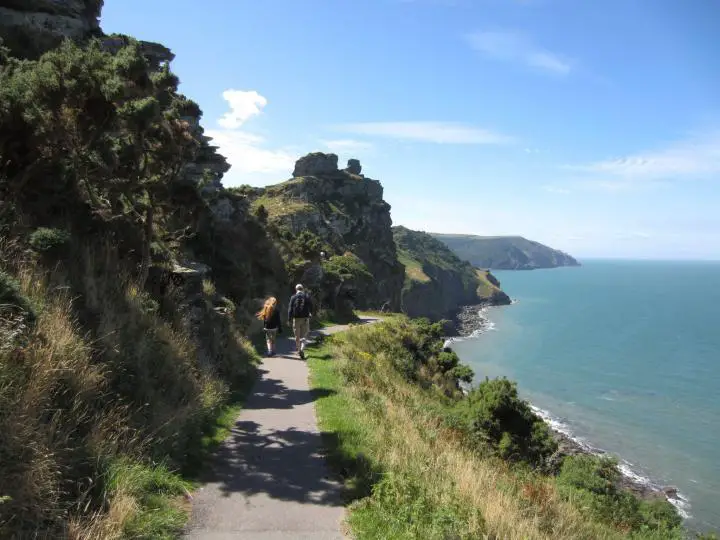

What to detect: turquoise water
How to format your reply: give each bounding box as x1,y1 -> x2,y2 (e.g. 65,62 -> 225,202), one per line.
452,260 -> 720,532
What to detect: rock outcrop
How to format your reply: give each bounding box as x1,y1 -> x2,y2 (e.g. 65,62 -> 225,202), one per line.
252,153 -> 405,311
0,0 -> 102,58
345,158 -> 362,175
292,152 -> 339,177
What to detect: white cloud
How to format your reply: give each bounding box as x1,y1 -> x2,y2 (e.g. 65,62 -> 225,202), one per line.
568,131 -> 720,187
321,139 -> 374,153
333,121 -> 514,144
217,90 -> 268,129
205,129 -> 295,176
206,89 -> 296,185
466,31 -> 571,75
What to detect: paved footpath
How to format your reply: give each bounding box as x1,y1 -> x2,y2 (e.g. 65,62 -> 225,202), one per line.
184,319 -> 378,539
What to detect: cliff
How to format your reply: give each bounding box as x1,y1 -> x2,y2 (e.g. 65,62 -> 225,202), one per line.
393,226 -> 510,322
0,0 -> 102,58
248,153 -> 405,314
432,234 -> 580,270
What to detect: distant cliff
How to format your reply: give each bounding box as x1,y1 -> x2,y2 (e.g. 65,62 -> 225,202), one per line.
393,227 -> 510,323
432,234 -> 580,270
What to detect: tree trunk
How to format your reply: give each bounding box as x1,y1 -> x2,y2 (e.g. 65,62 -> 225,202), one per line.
138,196 -> 154,288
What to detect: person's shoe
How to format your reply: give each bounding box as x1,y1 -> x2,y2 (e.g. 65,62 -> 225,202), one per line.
299,350 -> 305,360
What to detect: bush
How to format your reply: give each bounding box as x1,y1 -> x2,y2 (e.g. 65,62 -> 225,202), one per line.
0,269 -> 35,322
294,230 -> 323,259
448,377 -> 557,465
28,227 -> 71,254
557,455 -> 682,535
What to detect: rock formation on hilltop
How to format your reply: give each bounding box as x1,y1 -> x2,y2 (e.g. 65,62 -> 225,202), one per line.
248,153 -> 405,313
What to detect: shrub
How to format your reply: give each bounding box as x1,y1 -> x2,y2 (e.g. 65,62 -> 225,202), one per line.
448,377 -> 557,465
0,269 -> 35,322
557,455 -> 682,534
294,230 -> 323,259
28,227 -> 71,254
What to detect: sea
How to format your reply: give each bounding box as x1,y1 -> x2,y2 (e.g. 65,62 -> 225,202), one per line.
451,259 -> 720,533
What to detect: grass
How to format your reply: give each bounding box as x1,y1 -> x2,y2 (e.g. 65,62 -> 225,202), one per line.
0,243 -> 260,539
307,319 -> 683,540
251,194 -> 314,220
397,250 -> 431,284
475,268 -> 501,298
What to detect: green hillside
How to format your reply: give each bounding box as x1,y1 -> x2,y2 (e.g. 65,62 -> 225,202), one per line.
393,226 -> 510,322
432,234 -> 581,270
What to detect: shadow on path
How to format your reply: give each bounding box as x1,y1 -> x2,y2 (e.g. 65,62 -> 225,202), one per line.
198,419 -> 345,505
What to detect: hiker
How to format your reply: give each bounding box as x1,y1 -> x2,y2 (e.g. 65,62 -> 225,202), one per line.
257,296 -> 282,357
288,284 -> 313,359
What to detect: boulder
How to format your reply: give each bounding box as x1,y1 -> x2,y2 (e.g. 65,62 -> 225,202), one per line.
293,152 -> 339,177
345,158 -> 362,175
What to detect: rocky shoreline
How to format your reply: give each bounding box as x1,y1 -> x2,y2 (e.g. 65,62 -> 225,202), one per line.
549,423 -> 680,503
453,303 -> 683,509
454,303 -> 495,337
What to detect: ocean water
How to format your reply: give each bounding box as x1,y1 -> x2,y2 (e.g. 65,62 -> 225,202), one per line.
452,260 -> 720,532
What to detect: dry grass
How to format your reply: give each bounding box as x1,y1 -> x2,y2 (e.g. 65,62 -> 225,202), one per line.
398,251 -> 431,284
475,268 -> 501,298
251,194 -> 314,220
0,241 -> 257,538
311,322 -> 627,539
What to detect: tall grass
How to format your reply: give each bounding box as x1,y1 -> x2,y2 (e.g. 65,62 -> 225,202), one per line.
0,240 -> 258,538
309,319 -> 682,539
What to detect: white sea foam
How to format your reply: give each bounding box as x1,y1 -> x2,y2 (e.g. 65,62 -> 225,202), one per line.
462,301 -> 693,521
529,405 -> 692,519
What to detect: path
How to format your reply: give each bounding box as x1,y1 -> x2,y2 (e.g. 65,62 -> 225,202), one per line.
184,318 -> 379,540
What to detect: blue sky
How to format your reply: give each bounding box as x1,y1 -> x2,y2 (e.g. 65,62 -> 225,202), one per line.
102,0 -> 720,260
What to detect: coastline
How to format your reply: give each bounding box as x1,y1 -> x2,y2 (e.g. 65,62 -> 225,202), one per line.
452,302 -> 690,518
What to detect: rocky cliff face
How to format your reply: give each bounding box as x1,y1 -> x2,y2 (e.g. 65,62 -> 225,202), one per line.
0,0 -> 281,324
393,227 -> 510,325
252,153 -> 405,311
0,0 -> 102,58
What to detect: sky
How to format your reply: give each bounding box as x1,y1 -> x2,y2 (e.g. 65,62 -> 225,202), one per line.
102,0 -> 720,260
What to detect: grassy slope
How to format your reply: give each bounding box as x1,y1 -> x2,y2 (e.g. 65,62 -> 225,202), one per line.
0,253 -> 259,539
397,250 -> 431,284
307,319 -> 683,540
475,268 -> 504,298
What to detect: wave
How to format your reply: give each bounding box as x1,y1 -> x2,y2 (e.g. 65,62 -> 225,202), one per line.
529,404 -> 692,519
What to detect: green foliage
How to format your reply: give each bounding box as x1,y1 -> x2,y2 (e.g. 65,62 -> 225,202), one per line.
557,455 -> 682,536
322,252 -> 373,283
0,269 -> 35,321
106,459 -> 190,539
448,377 -> 557,466
28,227 -> 71,254
255,203 -> 268,224
351,470 -> 479,539
294,230 -> 323,259
0,39 -> 202,278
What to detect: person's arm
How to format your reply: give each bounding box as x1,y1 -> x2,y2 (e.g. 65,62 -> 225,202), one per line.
275,310 -> 282,333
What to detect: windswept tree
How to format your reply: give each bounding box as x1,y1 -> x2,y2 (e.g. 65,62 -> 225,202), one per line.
0,38 -> 202,283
